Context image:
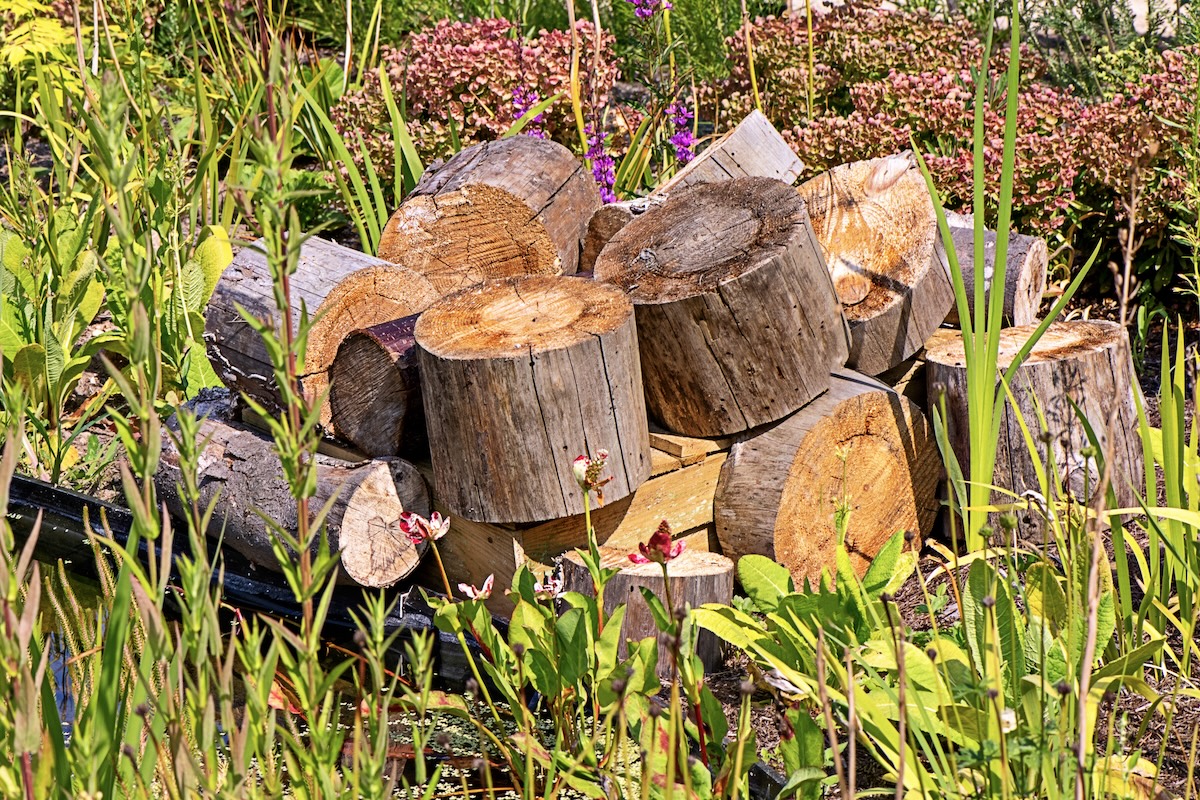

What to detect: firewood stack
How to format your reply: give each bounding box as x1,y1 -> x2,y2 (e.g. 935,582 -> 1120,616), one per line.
192,110 -> 1137,674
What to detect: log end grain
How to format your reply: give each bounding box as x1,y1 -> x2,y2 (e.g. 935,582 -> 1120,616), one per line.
378,137 -> 600,294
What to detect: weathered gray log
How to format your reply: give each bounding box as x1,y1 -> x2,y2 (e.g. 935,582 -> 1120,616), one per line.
797,152 -> 954,375
580,110 -> 804,272
204,237 -> 439,427
561,546 -> 734,680
329,315 -> 424,458
714,370 -> 939,584
594,177 -> 849,437
925,320 -> 1144,535
155,391 -> 430,588
939,212 -> 1048,327
377,137 -> 600,293
416,275 -> 651,523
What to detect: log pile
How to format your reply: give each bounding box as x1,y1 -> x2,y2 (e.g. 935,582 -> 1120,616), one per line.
194,111 -> 1110,624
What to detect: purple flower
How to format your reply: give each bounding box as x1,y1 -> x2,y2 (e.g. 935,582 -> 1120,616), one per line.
511,85 -> 547,139
666,101 -> 695,164
626,0 -> 671,19
586,126 -> 617,203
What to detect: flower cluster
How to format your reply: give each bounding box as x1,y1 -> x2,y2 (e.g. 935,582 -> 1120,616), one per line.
333,19 -> 618,170
586,126 -> 618,203
626,0 -> 671,20
511,85 -> 547,139
666,101 -> 695,164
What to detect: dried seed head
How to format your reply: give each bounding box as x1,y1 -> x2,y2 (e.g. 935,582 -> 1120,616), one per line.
511,642 -> 526,657
466,678 -> 479,698
648,699 -> 663,718
903,529 -> 915,543
1056,681 -> 1071,696
986,688 -> 1000,700
926,647 -> 938,661
982,595 -> 996,608
740,679 -> 755,697
353,630 -> 368,649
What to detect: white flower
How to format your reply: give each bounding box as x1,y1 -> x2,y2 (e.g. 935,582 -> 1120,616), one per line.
999,708 -> 1017,734
458,574 -> 494,601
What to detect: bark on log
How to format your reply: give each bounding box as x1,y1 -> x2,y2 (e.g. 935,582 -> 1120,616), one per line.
940,212 -> 1048,327
797,152 -> 954,376
329,315 -> 425,458
560,546 -> 734,679
579,110 -> 804,273
714,370 -> 939,583
594,177 -> 849,437
377,137 -> 600,293
415,275 -> 651,523
924,321 -> 1144,535
204,237 -> 439,426
155,391 -> 431,588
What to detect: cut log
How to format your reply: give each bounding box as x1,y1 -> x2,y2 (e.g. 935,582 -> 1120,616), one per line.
924,320 -> 1144,533
580,110 -> 804,272
415,275 -> 651,523
939,214 -> 1048,327
377,137 -> 600,293
561,546 -> 734,679
205,237 -> 439,426
329,315 -> 424,457
155,391 -> 431,588
594,177 -> 849,437
714,370 -> 939,583
797,152 -> 954,375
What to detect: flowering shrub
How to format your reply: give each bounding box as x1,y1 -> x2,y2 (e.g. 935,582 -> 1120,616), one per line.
704,2 -> 1197,257
332,18 -> 618,171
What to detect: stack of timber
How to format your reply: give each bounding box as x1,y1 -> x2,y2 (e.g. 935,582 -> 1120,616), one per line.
797,152 -> 954,376
925,320 -> 1143,536
197,113 -> 1059,630
579,110 -> 805,272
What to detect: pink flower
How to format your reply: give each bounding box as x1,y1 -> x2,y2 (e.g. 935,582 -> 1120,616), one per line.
399,511 -> 450,545
629,520 -> 685,565
458,574 -> 495,600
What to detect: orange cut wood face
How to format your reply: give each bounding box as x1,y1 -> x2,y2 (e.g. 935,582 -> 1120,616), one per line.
797,151 -> 939,320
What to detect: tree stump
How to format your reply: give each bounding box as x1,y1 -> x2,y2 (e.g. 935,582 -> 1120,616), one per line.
329,315 -> 424,458
204,237 -> 439,427
594,177 -> 849,437
797,152 -> 954,375
377,137 -> 600,294
714,370 -> 939,584
579,110 -> 805,272
925,321 -> 1144,532
560,546 -> 734,680
415,275 -> 651,523
155,391 -> 431,588
939,213 -> 1048,327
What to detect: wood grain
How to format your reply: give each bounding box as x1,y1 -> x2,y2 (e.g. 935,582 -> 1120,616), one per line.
595,177 -> 849,436
797,152 -> 954,375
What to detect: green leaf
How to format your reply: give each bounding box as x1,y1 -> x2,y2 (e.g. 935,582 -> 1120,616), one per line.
525,648 -> 561,697
862,530 -> 906,598
737,554 -> 794,613
194,224 -> 233,305
962,559 -> 1025,703
596,604 -> 627,677
12,343 -> 46,397
554,607 -> 588,687
639,586 -> 673,633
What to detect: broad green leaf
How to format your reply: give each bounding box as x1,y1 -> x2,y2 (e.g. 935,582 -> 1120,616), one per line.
554,607 -> 588,686
737,554 -> 794,612
194,224 -> 233,304
962,559 -> 1025,703
862,529 -> 905,597
44,332 -> 64,396
692,605 -> 771,653
596,604 -> 627,676
11,343 -> 46,397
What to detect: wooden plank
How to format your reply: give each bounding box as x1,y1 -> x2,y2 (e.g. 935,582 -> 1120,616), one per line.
520,454 -> 726,559
647,430 -> 730,461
